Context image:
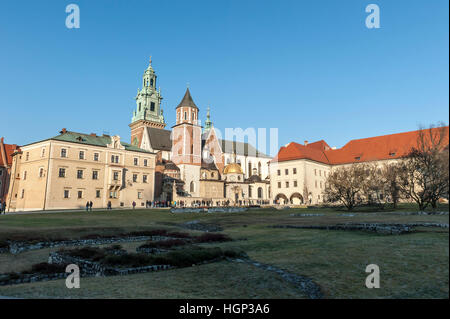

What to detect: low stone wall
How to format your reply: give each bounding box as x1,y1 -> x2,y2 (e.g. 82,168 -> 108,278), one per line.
207,207 -> 248,213
3,235 -> 179,255
270,222 -> 449,234
171,207 -> 249,213
270,223 -> 413,234
290,213 -> 325,217
135,247 -> 168,254
48,251 -> 173,277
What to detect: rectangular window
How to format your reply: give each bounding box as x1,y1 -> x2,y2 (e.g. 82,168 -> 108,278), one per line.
294,181 -> 298,187
59,168 -> 66,178
111,155 -> 114,163
278,182 -> 281,188
94,153 -> 99,161
92,170 -> 98,180
138,191 -> 142,199
64,190 -> 69,198
285,169 -> 288,175
134,158 -> 138,166
133,174 -> 138,183
39,168 -> 44,178
314,169 -> 317,176
77,170 -> 83,179
143,175 -> 148,183
277,170 -> 281,176
150,102 -> 155,112
41,148 -> 46,157
21,189 -> 25,198
115,155 -> 119,163
285,181 -> 289,188
143,159 -> 148,167
25,152 -> 29,161
293,168 -> 297,174
23,171 -> 27,180
113,171 -> 119,181
320,181 -> 323,188
61,149 -> 67,158
79,151 -> 85,160
315,180 -> 318,188
78,191 -> 83,199
319,170 -> 322,176
96,190 -> 101,198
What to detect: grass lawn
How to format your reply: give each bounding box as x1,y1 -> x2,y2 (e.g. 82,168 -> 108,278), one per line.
0,203 -> 448,299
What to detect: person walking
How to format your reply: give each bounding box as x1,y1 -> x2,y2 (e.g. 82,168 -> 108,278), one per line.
132,201 -> 136,209
107,201 -> 112,210
0,201 -> 3,215
89,201 -> 93,212
85,201 -> 90,212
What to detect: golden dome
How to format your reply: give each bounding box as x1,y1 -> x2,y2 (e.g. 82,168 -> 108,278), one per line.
223,163 -> 243,174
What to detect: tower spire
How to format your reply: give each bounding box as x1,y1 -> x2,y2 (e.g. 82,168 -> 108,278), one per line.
204,105 -> 213,133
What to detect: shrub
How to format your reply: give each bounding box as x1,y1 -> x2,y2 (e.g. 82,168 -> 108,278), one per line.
28,263 -> 67,274
194,233 -> 232,243
62,247 -> 106,261
153,247 -> 224,267
223,248 -> 247,259
167,231 -> 191,238
0,241 -> 9,249
139,239 -> 187,250
127,229 -> 168,237
101,253 -> 154,268
106,244 -> 122,250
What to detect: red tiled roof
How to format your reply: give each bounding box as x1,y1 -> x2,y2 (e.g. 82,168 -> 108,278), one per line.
0,142 -> 19,166
273,126 -> 450,165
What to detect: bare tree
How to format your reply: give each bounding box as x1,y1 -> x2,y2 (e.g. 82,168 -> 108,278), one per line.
379,163 -> 401,208
397,124 -> 449,210
324,164 -> 369,210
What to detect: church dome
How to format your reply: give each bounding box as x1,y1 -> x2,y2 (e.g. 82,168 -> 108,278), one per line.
223,163 -> 243,174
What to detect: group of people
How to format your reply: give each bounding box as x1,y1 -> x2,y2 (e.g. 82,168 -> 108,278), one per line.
85,201 -> 93,212
0,200 -> 6,214
145,200 -> 174,208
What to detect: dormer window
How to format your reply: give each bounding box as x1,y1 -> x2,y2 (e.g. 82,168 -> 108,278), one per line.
355,156 -> 361,161
389,152 -> 396,157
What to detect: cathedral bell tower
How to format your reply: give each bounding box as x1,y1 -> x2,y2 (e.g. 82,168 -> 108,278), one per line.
171,88 -> 202,165
129,57 -> 166,147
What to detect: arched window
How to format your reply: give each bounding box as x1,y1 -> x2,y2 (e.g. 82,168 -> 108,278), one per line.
257,187 -> 263,199
249,186 -> 252,197
248,162 -> 252,176
150,79 -> 154,87
184,112 -> 187,120
258,162 -> 262,177
138,103 -> 141,112
190,181 -> 195,193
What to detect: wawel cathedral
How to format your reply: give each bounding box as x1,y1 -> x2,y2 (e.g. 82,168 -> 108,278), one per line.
128,58 -> 272,206
2,58 -> 447,212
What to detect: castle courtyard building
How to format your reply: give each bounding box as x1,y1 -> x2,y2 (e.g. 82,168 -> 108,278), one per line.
271,127 -> 450,205
6,130 -> 156,212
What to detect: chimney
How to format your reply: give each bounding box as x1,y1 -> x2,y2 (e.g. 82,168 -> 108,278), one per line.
0,137 -> 4,144
60,128 -> 67,134
90,133 -> 97,137
304,140 -> 308,146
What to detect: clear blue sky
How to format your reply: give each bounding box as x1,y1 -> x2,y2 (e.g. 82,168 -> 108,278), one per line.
0,0 -> 448,155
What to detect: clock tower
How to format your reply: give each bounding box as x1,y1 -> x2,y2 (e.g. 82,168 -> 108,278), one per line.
129,57 -> 166,147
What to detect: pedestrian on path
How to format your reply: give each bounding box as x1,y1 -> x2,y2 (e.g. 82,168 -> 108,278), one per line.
89,201 -> 93,212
